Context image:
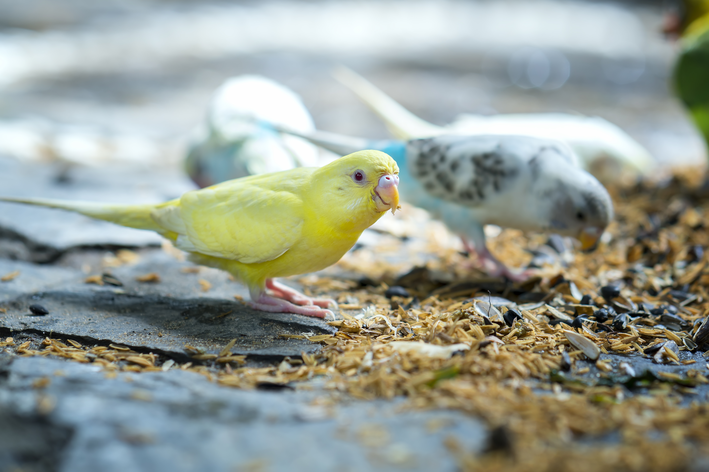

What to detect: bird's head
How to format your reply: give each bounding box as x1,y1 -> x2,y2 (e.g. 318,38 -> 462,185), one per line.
544,171 -> 614,252
311,150 -> 400,232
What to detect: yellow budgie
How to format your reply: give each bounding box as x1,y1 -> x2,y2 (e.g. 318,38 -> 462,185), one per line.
0,150 -> 400,318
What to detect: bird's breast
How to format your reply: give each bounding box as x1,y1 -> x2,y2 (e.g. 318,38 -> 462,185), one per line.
258,226 -> 361,279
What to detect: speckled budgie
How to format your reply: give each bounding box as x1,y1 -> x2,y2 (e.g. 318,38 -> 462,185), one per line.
1,150 -> 400,318
276,126 -> 613,280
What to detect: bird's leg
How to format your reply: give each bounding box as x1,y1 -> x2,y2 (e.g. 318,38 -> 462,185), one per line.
460,225 -> 530,282
265,279 -> 338,309
472,242 -> 531,282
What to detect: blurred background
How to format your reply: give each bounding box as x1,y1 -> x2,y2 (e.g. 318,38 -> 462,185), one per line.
0,0 -> 703,172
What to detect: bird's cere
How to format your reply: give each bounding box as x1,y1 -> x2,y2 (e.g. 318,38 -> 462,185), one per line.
578,227 -> 604,252
373,173 -> 400,214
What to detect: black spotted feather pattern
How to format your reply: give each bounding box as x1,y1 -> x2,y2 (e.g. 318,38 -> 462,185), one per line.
407,136 -> 525,206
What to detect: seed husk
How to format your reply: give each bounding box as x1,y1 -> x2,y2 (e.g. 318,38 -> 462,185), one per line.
474,301 -> 503,323
135,273 -> 161,283
644,341 -> 667,356
1,271 -> 20,282
612,313 -> 629,331
654,340 -> 680,364
198,279 -> 212,292
562,330 -> 600,360
619,362 -> 636,377
503,308 -> 523,327
546,305 -> 572,322
683,337 -> 698,351
692,317 -> 709,348
101,273 -> 123,287
568,282 -> 583,302
218,339 -> 237,357
572,304 -> 595,317
388,341 -> 470,359
126,356 -> 153,367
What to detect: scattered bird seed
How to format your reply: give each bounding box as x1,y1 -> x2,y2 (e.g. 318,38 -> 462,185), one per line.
593,308 -> 610,323
29,304 -> 49,316
101,273 -> 123,287
612,313 -> 629,331
503,308 -> 523,327
600,285 -> 621,302
571,316 -> 589,330
384,286 -> 410,298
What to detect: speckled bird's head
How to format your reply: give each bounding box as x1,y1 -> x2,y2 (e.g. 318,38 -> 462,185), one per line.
544,169 -> 614,251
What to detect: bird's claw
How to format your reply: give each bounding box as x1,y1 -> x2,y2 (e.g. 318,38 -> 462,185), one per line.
248,294 -> 334,319
485,264 -> 533,283
258,279 -> 338,316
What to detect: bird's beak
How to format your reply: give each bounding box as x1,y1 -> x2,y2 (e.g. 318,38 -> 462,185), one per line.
578,227 -> 603,252
373,174 -> 400,214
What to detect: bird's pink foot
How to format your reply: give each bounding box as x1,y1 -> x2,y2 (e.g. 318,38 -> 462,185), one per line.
265,279 -> 338,309
461,239 -> 532,282
248,293 -> 334,319
484,261 -> 533,282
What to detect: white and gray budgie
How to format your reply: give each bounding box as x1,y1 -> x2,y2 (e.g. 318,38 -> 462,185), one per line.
185,75 -> 321,188
334,67 -> 654,181
275,125 -> 613,280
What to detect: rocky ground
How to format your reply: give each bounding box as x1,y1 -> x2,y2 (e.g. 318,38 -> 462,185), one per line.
5,153 -> 709,472
3,1 -> 709,472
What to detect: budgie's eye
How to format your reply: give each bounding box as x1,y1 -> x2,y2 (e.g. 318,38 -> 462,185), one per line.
352,170 -> 365,183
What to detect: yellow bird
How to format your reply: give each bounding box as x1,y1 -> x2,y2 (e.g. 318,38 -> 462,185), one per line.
1,150 -> 400,318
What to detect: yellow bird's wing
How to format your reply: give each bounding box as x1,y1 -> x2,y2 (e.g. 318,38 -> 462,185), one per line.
153,170 -> 309,264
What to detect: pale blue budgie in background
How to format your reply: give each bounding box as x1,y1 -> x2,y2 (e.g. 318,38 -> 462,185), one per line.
185,75 -> 322,188
274,124 -> 613,280
333,67 -> 655,182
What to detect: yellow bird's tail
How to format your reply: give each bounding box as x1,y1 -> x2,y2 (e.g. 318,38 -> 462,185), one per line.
0,197 -> 166,233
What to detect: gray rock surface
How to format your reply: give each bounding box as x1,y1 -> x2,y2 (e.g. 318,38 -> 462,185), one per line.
0,158 -> 194,262
0,356 -> 487,472
0,254 -> 336,359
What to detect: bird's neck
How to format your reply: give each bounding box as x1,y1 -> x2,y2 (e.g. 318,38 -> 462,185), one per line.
329,204 -> 384,235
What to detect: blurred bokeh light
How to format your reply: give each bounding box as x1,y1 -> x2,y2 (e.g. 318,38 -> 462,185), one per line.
0,0 -> 703,170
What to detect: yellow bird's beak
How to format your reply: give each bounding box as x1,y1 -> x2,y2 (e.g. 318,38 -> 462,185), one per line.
373,174 -> 400,214
578,227 -> 604,252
